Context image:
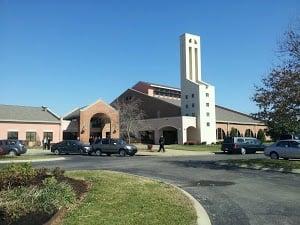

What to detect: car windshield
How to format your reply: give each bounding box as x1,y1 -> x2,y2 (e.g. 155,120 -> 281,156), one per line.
117,139 -> 127,145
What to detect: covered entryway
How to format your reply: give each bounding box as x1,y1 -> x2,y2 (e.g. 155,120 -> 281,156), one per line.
159,126 -> 178,144
63,100 -> 119,143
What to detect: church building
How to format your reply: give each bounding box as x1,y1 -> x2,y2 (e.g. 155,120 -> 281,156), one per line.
112,33 -> 267,145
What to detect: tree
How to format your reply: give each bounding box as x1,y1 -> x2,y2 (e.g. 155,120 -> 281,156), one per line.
113,98 -> 146,144
229,128 -> 240,137
256,129 -> 266,142
253,23 -> 300,140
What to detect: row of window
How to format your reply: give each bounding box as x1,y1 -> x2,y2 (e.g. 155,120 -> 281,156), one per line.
185,103 -> 210,109
6,131 -> 53,142
185,93 -> 209,99
153,88 -> 181,98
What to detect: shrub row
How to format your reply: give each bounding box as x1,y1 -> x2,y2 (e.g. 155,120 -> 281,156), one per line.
0,177 -> 76,224
0,163 -> 65,191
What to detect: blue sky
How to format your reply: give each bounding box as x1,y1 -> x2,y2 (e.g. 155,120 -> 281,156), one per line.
1,0 -> 299,115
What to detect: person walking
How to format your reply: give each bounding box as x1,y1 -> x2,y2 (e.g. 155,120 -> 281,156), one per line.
43,137 -> 47,150
158,135 -> 165,152
47,138 -> 51,150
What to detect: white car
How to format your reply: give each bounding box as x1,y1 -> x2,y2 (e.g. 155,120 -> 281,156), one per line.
264,140 -> 300,159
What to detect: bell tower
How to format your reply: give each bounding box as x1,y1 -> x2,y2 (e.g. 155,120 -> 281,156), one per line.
180,33 -> 216,144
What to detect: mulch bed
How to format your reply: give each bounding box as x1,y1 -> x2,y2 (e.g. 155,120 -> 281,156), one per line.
0,176 -> 90,225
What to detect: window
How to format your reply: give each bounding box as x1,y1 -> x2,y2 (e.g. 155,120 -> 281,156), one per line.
185,95 -> 188,99
186,104 -> 188,109
206,93 -> 209,97
192,103 -> 194,108
290,141 -> 300,148
43,132 -> 53,141
102,139 -> 110,145
206,112 -> 210,117
276,141 -> 290,147
26,132 -> 36,142
192,93 -> 194,98
206,103 -> 209,107
207,122 -> 210,127
237,138 -> 245,143
7,131 -> 18,140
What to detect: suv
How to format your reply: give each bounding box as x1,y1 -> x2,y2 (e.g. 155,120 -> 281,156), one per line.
90,138 -> 137,156
0,139 -> 27,156
221,137 -> 265,154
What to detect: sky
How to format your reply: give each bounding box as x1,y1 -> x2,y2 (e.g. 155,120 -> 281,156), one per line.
1,0 -> 299,116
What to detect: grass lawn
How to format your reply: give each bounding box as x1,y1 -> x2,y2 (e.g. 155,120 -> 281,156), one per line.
166,144 -> 221,152
63,171 -> 197,225
224,158 -> 300,172
0,154 -> 58,161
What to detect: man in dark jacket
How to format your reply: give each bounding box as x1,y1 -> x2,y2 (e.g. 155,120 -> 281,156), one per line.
158,136 -> 165,152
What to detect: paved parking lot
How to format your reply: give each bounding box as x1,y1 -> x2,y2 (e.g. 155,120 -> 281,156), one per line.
21,153 -> 300,225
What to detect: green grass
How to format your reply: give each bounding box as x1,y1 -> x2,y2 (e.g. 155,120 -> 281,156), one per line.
63,171 -> 197,225
223,159 -> 300,172
0,155 -> 58,161
166,144 -> 221,152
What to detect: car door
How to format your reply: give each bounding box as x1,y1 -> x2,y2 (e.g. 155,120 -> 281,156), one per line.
59,141 -> 69,153
69,141 -> 80,154
100,139 -> 110,153
289,141 -> 300,158
276,141 -> 290,157
109,139 -> 119,153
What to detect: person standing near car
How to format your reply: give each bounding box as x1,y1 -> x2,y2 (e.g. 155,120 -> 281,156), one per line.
43,137 -> 47,150
47,137 -> 51,150
158,135 -> 165,152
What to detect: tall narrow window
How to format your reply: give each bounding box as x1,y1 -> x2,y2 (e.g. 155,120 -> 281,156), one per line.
189,47 -> 192,80
195,48 -> 198,81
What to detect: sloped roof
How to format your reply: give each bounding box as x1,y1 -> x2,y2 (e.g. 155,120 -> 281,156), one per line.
113,87 -> 263,124
0,104 -> 60,123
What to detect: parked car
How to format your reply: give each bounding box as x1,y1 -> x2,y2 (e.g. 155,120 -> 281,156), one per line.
264,140 -> 300,159
0,139 -> 27,156
90,138 -> 137,156
221,137 -> 265,154
51,140 -> 91,155
279,134 -> 300,140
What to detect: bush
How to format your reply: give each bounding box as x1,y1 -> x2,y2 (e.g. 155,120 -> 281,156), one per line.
0,177 -> 76,222
0,163 -> 45,190
257,130 -> 266,142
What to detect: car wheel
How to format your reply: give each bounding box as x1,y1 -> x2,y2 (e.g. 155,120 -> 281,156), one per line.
241,148 -> 246,155
270,152 -> 279,160
119,149 -> 126,157
8,150 -> 17,157
95,149 -> 102,156
54,149 -> 60,155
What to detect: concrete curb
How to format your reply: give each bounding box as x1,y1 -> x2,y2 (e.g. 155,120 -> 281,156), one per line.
0,157 -> 66,164
107,171 -> 211,225
218,162 -> 300,174
168,183 -> 212,225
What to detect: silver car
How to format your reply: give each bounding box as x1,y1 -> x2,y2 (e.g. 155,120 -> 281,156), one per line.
264,140 -> 300,159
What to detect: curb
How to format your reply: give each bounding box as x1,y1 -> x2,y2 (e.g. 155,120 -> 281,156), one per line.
107,171 -> 211,225
218,162 -> 300,174
0,157 -> 66,164
168,183 -> 212,225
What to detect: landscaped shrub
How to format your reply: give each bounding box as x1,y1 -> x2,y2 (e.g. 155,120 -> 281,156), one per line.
0,163 -> 48,190
52,167 -> 65,179
0,177 -> 76,223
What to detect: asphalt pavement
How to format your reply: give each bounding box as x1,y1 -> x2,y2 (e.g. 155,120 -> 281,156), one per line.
20,153 -> 300,225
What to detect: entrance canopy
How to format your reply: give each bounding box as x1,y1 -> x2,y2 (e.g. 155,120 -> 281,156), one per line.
63,100 -> 119,143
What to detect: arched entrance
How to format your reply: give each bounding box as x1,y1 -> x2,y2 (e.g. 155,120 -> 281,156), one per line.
159,126 -> 178,144
245,129 -> 254,137
186,126 -> 198,143
90,113 -> 111,139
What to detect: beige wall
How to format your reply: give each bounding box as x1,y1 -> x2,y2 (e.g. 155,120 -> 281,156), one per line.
0,122 -> 61,144
216,122 -> 268,140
